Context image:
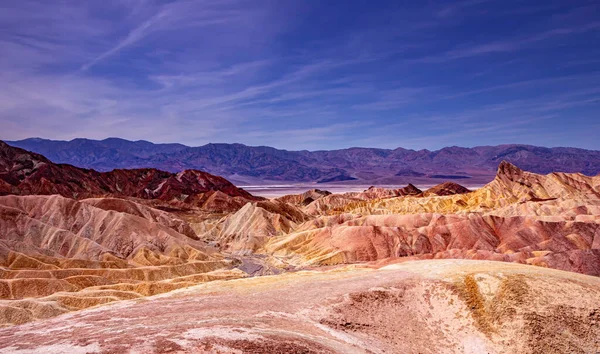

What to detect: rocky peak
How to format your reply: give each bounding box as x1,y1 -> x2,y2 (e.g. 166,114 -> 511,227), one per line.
403,183 -> 422,195
496,160 -> 524,180
424,182 -> 470,196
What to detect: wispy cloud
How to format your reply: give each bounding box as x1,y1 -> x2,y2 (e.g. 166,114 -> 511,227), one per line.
80,12 -> 166,71
435,0 -> 493,18
0,0 -> 598,150
416,21 -> 600,62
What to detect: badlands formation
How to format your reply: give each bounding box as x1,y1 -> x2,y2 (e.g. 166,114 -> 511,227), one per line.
0,140 -> 599,353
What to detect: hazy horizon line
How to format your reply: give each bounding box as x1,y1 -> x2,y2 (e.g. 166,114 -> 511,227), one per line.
4,136 -> 599,153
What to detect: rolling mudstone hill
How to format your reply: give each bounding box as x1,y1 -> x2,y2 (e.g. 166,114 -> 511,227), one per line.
0,140 -> 599,353
7,137 -> 600,184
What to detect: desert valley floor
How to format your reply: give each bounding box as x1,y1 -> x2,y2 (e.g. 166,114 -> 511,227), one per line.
0,140 -> 599,353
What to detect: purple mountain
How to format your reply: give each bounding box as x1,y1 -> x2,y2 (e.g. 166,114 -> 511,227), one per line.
6,138 -> 600,185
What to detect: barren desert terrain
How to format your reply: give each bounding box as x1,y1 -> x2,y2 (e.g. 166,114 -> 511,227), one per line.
0,140 -> 599,353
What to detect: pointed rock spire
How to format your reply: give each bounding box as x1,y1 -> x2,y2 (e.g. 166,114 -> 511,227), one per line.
496,160 -> 524,180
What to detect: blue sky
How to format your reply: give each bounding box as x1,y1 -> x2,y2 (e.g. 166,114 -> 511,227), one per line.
1,0 -> 599,150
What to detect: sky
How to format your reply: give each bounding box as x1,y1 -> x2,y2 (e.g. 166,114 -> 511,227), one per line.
0,0 -> 599,150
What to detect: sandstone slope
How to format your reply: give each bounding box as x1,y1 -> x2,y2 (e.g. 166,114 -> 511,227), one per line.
262,162 -> 600,275
0,260 -> 598,353
0,194 -> 248,325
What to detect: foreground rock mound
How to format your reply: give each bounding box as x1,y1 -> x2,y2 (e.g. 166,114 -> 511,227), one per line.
0,260 -> 598,353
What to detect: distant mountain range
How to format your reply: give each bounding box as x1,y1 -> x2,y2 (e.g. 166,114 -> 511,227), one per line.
6,137 -> 600,185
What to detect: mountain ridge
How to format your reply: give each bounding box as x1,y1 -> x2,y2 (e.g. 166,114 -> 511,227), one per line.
6,137 -> 600,184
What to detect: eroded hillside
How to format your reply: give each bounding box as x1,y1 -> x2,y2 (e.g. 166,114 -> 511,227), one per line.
1,260 -> 599,353
0,141 -> 599,352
